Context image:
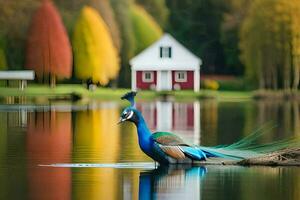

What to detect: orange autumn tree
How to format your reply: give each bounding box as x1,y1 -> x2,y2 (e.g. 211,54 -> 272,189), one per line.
26,0 -> 72,87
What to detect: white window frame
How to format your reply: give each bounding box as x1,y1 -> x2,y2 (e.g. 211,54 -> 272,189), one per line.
160,46 -> 172,58
174,71 -> 187,82
142,71 -> 154,82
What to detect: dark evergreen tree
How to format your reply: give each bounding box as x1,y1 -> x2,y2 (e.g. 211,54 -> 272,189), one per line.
166,0 -> 227,74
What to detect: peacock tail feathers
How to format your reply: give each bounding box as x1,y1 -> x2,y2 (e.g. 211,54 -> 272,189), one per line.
198,122 -> 300,161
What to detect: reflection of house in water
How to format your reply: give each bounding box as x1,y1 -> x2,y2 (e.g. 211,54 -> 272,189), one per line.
139,167 -> 206,200
137,101 -> 200,145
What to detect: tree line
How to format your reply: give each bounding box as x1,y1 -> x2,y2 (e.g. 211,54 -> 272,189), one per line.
0,0 -> 300,90
0,0 -> 163,87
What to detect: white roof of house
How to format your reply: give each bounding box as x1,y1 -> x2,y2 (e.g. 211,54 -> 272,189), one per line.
130,33 -> 202,71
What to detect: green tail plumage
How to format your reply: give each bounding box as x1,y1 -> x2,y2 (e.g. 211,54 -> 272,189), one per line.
199,123 -> 300,160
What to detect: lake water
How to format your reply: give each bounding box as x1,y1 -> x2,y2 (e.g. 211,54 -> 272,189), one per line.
0,99 -> 300,200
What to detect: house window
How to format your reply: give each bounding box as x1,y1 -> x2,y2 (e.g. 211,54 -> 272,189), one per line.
142,71 -> 154,82
175,71 -> 187,82
160,46 -> 172,58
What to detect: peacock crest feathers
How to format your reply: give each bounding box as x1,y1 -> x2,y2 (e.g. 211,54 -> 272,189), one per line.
121,91 -> 137,108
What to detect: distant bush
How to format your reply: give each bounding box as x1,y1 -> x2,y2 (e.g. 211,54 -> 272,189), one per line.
202,79 -> 219,90
201,77 -> 250,91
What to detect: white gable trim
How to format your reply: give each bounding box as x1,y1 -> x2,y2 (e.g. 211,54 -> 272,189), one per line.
130,33 -> 202,71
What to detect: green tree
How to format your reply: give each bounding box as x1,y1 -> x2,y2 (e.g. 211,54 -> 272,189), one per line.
166,0 -> 227,74
0,37 -> 7,70
136,0 -> 169,28
0,49 -> 7,71
221,0 -> 252,75
0,0 -> 41,70
73,6 -> 120,85
111,0 -> 136,87
130,4 -> 163,54
240,0 -> 300,90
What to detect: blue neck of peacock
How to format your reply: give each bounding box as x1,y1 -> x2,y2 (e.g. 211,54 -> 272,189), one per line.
135,114 -> 153,154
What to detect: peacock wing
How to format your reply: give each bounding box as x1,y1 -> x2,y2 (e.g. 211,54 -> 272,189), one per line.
152,132 -> 190,160
152,132 -> 190,146
158,145 -> 186,159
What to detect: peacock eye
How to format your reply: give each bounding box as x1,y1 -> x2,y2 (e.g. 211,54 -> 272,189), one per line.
122,111 -> 129,118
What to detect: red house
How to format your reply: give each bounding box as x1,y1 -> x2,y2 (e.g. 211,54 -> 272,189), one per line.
130,33 -> 202,92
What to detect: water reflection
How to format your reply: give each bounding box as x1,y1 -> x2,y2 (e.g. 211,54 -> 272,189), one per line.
139,165 -> 300,200
200,100 -> 300,146
139,166 -> 207,200
73,102 -> 120,163
26,111 -> 72,200
0,100 -> 300,200
72,103 -> 121,200
137,101 -> 200,145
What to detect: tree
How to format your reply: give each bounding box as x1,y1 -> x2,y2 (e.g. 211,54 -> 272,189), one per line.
88,0 -> 121,52
73,6 -> 119,85
166,0 -> 227,74
111,0 -> 136,87
0,37 -> 7,70
130,4 -> 163,54
221,0 -> 252,76
0,0 -> 41,70
136,0 -> 169,28
240,0 -> 300,90
0,48 -> 7,71
26,0 -> 72,87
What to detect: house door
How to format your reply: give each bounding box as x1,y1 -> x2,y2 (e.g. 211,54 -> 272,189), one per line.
159,71 -> 171,91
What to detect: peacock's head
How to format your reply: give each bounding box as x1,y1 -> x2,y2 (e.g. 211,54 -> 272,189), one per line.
118,107 -> 139,125
118,91 -> 139,125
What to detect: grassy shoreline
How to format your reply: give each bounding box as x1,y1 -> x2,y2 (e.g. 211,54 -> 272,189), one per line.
0,84 -> 253,102
3,84 -> 300,102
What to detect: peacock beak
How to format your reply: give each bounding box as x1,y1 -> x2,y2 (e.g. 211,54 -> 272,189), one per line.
117,117 -> 126,125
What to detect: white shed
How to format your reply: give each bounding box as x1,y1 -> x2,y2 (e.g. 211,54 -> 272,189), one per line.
130,33 -> 202,92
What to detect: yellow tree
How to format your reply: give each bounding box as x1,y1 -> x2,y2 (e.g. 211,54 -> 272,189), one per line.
130,4 -> 163,54
290,0 -> 300,90
73,6 -> 120,85
240,0 -> 278,89
240,0 -> 300,90
88,0 -> 121,52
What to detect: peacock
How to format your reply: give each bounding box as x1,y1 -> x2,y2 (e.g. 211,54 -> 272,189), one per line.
119,91 -> 300,165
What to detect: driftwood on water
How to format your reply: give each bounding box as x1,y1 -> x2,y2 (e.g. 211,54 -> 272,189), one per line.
194,148 -> 300,166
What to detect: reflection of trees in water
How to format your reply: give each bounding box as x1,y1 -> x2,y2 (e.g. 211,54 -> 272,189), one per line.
201,100 -> 218,145
73,106 -> 120,162
0,112 -> 8,165
26,111 -> 72,200
239,167 -> 300,200
0,111 -> 27,199
72,105 -> 121,200
201,166 -> 300,200
201,100 -> 300,146
119,121 -> 152,162
256,100 -> 300,140
72,168 -> 121,200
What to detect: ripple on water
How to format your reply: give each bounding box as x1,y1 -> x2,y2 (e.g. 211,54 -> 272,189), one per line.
39,162 -> 156,169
